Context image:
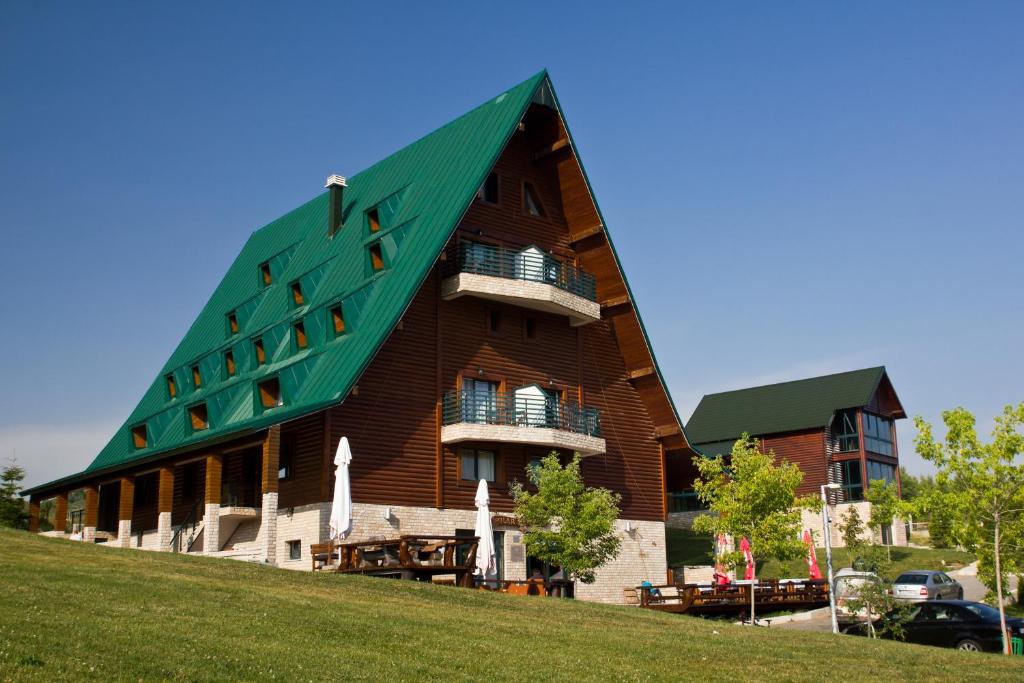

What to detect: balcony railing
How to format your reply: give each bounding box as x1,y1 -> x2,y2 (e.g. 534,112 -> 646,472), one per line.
442,391 -> 601,438
668,491 -> 707,513
444,242 -> 597,302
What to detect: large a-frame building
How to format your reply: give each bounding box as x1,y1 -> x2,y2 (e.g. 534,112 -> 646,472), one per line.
24,72 -> 695,603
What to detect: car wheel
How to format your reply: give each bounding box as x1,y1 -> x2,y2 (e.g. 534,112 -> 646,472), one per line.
956,639 -> 982,652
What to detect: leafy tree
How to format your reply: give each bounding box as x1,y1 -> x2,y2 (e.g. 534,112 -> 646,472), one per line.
914,404 -> 1024,656
839,505 -> 867,554
843,546 -> 914,640
691,435 -> 818,624
511,453 -> 622,584
0,458 -> 28,529
866,479 -> 903,562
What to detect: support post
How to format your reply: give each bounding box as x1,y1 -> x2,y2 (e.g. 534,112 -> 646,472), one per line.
261,426 -> 281,565
28,496 -> 40,533
203,455 -> 222,554
157,466 -> 174,550
54,492 -> 68,535
116,476 -> 135,548
83,485 -> 99,543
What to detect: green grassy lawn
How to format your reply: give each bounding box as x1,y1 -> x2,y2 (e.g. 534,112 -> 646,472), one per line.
666,528 -> 713,566
757,545 -> 976,580
1,529 -> 1019,681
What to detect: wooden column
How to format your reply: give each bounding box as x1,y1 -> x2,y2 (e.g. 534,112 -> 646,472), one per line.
261,426 -> 280,565
202,455 -> 223,554
54,492 -> 68,534
117,476 -> 135,548
83,484 -> 99,542
28,496 -> 40,533
157,466 -> 174,550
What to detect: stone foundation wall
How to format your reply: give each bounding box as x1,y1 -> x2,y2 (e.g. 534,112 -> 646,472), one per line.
666,511 -> 706,530
802,502 -> 909,549
573,520 -> 667,604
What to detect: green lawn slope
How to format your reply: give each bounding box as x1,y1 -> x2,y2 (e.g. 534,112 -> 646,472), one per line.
0,529 -> 1018,681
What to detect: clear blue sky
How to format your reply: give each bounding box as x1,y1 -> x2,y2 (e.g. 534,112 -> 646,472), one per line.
2,3 -> 1021,487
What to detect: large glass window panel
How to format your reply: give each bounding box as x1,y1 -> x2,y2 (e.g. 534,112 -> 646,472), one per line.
841,460 -> 864,501
835,409 -> 859,452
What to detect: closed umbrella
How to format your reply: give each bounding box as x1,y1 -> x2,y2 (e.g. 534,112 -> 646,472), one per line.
474,479 -> 496,587
740,536 -> 754,580
713,533 -> 730,585
804,530 -> 822,580
329,437 -> 353,545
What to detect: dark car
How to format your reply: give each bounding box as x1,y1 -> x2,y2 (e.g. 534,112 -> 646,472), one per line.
847,600 -> 1024,652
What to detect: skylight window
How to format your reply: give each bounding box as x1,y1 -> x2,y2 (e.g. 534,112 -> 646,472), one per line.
227,311 -> 239,336
189,403 -> 209,431
131,424 -> 148,449
477,172 -> 499,204
290,281 -> 304,307
166,374 -> 177,400
224,350 -> 236,378
259,261 -> 272,287
522,182 -> 545,217
367,208 -> 381,233
330,304 -> 346,337
293,321 -> 308,350
253,337 -> 266,366
369,243 -> 384,272
191,365 -> 202,389
257,377 -> 282,411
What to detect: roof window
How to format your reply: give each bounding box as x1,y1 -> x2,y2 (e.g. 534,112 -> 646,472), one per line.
189,403 -> 209,431
131,424 -> 148,449
191,365 -> 202,390
253,337 -> 266,366
293,321 -> 308,350
369,243 -> 384,272
224,350 -> 236,378
259,261 -> 272,287
257,377 -> 282,411
166,374 -> 177,400
367,208 -> 381,233
227,311 -> 239,336
330,304 -> 346,337
290,281 -> 304,308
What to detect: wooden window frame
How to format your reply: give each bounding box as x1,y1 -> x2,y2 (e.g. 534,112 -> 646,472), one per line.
131,424 -> 148,450
329,304 -> 346,337
290,281 -> 304,308
223,349 -> 236,379
475,171 -> 500,206
293,320 -> 308,351
188,402 -> 209,432
521,180 -> 546,218
257,376 -> 283,412
457,446 -> 503,485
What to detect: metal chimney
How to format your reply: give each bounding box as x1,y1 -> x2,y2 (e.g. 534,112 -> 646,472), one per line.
326,175 -> 346,236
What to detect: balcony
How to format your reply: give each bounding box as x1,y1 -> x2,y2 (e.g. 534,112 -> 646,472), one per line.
441,242 -> 600,326
441,389 -> 606,456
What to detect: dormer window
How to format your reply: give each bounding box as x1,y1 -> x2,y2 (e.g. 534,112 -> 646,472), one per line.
369,243 -> 384,272
476,172 -> 499,205
131,424 -> 148,449
293,321 -> 308,350
191,365 -> 202,390
522,181 -> 545,217
226,311 -> 239,336
259,261 -> 272,287
166,374 -> 177,400
367,208 -> 381,233
189,402 -> 209,431
330,304 -> 346,337
224,350 -> 236,378
257,377 -> 282,411
253,337 -> 266,367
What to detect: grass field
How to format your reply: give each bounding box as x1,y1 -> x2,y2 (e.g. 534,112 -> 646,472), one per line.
1,529 -> 1020,681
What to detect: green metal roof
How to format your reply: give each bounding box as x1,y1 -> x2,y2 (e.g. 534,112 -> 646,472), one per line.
685,367 -> 893,446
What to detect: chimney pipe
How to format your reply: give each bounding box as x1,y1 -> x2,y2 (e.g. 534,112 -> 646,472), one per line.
325,175 -> 346,236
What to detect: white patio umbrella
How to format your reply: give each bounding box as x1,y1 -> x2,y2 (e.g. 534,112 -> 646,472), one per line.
329,437 -> 353,544
473,479 -> 496,586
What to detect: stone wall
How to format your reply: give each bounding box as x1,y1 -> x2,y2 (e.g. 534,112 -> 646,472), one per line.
574,520 -> 667,604
802,501 -> 909,549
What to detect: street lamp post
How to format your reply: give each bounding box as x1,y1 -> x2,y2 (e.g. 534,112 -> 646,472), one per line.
821,483 -> 841,635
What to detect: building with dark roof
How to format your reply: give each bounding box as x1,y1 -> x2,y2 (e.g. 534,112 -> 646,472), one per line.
24,72 -> 695,602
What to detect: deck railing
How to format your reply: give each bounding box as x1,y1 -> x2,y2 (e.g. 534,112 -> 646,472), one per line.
442,391 -> 601,437
444,241 -> 597,302
668,491 -> 707,513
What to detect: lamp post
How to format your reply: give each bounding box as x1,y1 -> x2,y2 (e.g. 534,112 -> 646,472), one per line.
821,483 -> 841,635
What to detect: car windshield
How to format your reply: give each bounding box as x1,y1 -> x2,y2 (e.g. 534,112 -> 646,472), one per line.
963,603 -> 1001,621
894,573 -> 930,585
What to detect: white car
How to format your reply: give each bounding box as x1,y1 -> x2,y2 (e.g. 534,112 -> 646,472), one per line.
834,568 -> 882,624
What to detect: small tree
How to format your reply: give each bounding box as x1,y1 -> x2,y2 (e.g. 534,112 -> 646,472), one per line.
0,458 -> 28,529
843,546 -> 914,639
866,479 -> 902,562
691,435 -> 818,624
915,404 -> 1024,656
511,453 -> 622,584
839,505 -> 867,555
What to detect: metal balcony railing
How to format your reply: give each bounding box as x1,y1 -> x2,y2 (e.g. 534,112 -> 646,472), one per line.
668,491 -> 707,513
442,391 -> 602,438
444,241 -> 597,302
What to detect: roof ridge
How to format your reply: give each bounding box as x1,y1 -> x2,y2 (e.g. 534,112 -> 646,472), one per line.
701,366 -> 885,398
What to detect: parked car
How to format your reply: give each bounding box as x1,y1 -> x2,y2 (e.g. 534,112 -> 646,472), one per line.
891,570 -> 963,602
846,600 -> 1024,652
834,569 -> 882,624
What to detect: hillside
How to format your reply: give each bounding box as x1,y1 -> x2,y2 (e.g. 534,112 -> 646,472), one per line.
0,529 -> 1019,681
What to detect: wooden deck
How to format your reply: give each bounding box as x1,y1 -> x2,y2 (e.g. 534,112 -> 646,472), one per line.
312,535 -> 480,586
637,579 -> 829,616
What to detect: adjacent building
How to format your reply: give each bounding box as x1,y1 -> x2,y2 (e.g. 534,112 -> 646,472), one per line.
666,367 -> 908,547
23,72 -> 696,603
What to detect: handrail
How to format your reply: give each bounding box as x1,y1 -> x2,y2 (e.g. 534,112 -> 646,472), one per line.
444,241 -> 597,302
441,391 -> 601,437
169,501 -> 200,553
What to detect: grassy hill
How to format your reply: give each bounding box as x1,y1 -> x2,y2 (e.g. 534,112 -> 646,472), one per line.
0,529 -> 1019,681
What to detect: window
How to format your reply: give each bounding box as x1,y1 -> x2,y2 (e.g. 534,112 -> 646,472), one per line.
258,377 -> 282,411
834,409 -> 858,452
293,321 -> 308,350
461,378 -> 499,423
839,460 -> 863,501
191,365 -> 202,390
226,311 -> 239,336
880,524 -> 893,546
367,208 -> 381,233
290,281 -> 304,307
259,261 -> 272,287
523,316 -> 536,339
253,337 -> 266,366
223,350 -> 236,378
166,374 -> 177,400
369,243 -> 384,272
279,439 -> 293,480
522,182 -> 545,217
330,304 -> 346,337
287,540 -> 301,561
460,448 -> 496,482
189,403 -> 209,431
131,424 -> 148,449
863,413 -> 894,456
476,172 -> 499,204
866,460 -> 896,486
488,309 -> 502,335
